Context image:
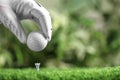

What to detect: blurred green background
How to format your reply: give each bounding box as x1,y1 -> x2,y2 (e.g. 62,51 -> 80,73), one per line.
0,0 -> 120,68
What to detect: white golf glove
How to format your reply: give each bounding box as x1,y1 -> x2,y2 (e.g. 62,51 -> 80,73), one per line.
0,0 -> 52,51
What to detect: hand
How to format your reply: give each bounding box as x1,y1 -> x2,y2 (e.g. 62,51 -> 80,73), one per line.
0,0 -> 52,44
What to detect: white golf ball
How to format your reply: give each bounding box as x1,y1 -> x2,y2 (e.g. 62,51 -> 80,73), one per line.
27,32 -> 48,52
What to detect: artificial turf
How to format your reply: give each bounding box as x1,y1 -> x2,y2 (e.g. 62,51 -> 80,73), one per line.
0,67 -> 120,80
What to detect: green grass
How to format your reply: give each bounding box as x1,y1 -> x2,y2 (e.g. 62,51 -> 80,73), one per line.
0,67 -> 120,80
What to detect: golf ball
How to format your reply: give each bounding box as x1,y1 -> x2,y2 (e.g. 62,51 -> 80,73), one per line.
27,31 -> 48,52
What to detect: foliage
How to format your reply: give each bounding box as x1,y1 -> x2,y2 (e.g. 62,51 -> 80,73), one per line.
0,0 -> 120,68
0,67 -> 120,80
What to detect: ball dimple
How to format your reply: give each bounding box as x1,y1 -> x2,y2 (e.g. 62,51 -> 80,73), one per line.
27,32 -> 48,52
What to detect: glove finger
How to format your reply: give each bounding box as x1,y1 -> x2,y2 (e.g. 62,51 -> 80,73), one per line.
0,6 -> 27,44
30,5 -> 52,41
